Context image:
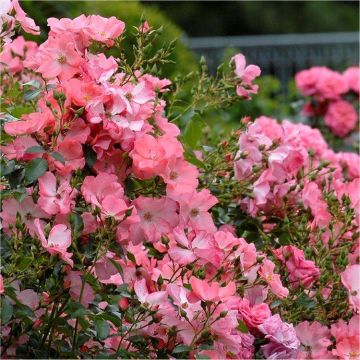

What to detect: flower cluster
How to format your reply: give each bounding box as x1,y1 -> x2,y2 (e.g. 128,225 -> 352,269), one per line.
0,3 -> 359,359
295,66 -> 359,138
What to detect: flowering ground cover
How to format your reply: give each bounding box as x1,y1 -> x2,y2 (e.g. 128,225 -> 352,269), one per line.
0,1 -> 359,359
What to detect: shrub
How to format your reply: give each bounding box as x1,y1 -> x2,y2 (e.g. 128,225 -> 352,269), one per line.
1,3 -> 359,359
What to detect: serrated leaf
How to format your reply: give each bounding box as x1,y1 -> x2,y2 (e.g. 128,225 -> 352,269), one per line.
69,213 -> 84,238
50,151 -> 65,164
172,345 -> 191,354
1,297 -> 13,324
24,158 -> 48,182
25,146 -> 45,154
182,115 -> 204,149
95,318 -> 110,340
0,160 -> 15,176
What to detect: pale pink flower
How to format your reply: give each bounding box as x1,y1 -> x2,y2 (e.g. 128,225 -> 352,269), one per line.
231,53 -> 261,99
34,218 -> 73,267
12,0 -> 40,35
85,15 -> 125,47
38,172 -> 76,215
189,276 -> 236,302
341,264 -> 360,313
134,278 -> 167,306
258,259 -> 289,298
130,196 -> 178,244
273,245 -> 320,288
177,189 -> 218,232
258,314 -> 300,359
81,172 -> 124,209
295,321 -> 332,359
64,271 -> 95,308
34,34 -> 84,80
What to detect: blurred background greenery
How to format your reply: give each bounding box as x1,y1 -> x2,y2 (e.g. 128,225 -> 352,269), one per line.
21,1 -> 358,139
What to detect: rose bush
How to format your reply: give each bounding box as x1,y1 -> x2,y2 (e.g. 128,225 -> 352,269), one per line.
296,66 -> 359,148
1,2 -> 359,359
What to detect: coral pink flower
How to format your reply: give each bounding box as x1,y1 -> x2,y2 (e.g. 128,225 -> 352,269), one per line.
0,196 -> 49,236
0,36 -> 38,74
324,100 -> 357,138
130,134 -> 167,178
54,139 -> 85,175
341,264 -> 360,313
85,15 -> 125,46
237,298 -> 271,329
167,283 -> 202,319
38,172 -> 76,215
295,321 -> 332,359
177,189 -> 218,232
94,252 -> 123,286
302,182 -> 331,228
130,196 -> 178,244
34,219 -> 73,267
0,136 -> 40,161
273,245 -> 320,288
189,277 -> 236,302
162,158 -> 199,195
258,259 -> 289,298
81,172 -> 124,209
12,0 -> 39,35
134,278 -> 167,306
231,53 -> 261,98
4,111 -> 53,136
100,195 -> 129,221
85,52 -> 118,82
35,34 -> 84,80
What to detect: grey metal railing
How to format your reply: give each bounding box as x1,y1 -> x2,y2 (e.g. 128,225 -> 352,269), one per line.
184,32 -> 359,92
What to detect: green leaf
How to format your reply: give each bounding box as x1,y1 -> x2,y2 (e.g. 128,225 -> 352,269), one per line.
69,213 -> 84,238
100,312 -> 122,327
182,116 -> 204,149
17,257 -> 32,271
83,144 -> 97,168
172,345 -> 191,354
10,105 -> 32,119
25,146 -> 45,154
0,159 -> 15,176
95,318 -> 110,340
24,158 -> 48,182
50,151 -> 65,164
279,233 -> 290,245
1,297 -> 13,324
237,320 -> 248,333
8,168 -> 25,188
184,148 -> 206,169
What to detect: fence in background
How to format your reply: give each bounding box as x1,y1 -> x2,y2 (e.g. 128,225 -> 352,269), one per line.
184,32 -> 359,92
